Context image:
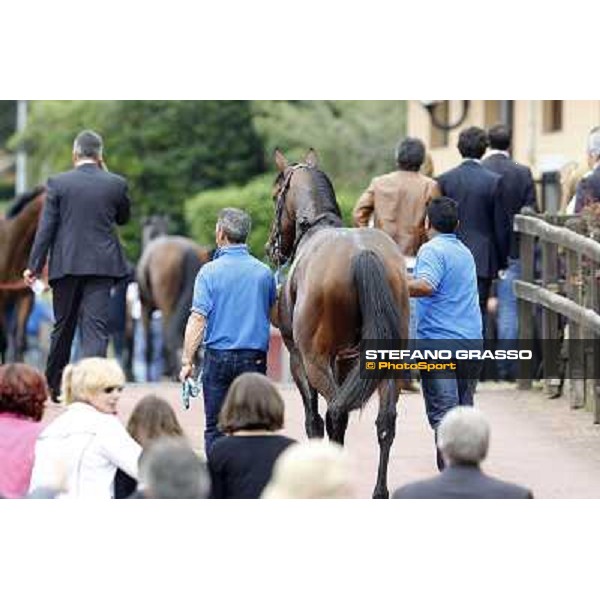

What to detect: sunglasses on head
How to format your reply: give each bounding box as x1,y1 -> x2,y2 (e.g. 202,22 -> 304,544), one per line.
103,385 -> 124,394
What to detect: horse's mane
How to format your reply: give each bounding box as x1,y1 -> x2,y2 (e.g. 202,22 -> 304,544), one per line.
283,163 -> 341,220
5,185 -> 46,219
310,168 -> 342,219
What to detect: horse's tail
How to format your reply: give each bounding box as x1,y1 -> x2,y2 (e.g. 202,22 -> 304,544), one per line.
332,250 -> 402,413
135,244 -> 154,309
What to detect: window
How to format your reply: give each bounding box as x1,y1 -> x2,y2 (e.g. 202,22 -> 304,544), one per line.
429,101 -> 449,148
543,100 -> 563,133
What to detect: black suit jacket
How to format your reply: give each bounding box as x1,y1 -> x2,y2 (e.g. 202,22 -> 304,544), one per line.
392,464 -> 533,499
437,161 -> 509,278
28,163 -> 131,281
482,153 -> 537,259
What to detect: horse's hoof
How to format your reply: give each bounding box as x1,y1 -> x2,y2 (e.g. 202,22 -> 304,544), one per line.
372,489 -> 389,499
307,422 -> 325,439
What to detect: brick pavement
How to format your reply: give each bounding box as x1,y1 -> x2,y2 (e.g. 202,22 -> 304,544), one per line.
41,380 -> 600,498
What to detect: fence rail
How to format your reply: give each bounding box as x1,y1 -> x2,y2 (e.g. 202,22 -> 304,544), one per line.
514,211 -> 600,424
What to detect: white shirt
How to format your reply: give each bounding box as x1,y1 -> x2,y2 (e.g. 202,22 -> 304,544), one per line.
29,403 -> 141,498
485,149 -> 510,158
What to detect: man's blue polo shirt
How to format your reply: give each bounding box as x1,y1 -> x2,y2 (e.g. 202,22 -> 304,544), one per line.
192,245 -> 276,351
414,233 -> 482,340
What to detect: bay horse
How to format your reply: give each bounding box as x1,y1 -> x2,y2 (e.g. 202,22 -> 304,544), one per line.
267,149 -> 409,498
136,235 -> 212,379
0,186 -> 46,362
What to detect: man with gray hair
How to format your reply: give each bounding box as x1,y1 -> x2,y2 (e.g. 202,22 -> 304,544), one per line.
24,130 -> 131,402
138,438 -> 210,499
574,126 -> 600,213
392,406 -> 533,498
179,208 -> 277,455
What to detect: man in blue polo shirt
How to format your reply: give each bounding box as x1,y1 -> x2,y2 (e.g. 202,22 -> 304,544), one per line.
179,208 -> 277,454
409,196 -> 483,470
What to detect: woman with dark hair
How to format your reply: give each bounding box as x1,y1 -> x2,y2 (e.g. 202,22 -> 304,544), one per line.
114,394 -> 185,498
0,363 -> 48,498
208,372 -> 295,499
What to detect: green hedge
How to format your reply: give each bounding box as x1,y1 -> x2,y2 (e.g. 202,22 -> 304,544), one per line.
185,173 -> 361,263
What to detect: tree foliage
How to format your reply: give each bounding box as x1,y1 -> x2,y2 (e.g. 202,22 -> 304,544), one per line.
0,101 -> 16,146
251,101 -> 406,189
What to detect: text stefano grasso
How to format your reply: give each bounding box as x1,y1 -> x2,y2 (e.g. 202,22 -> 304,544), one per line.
363,349 -> 533,361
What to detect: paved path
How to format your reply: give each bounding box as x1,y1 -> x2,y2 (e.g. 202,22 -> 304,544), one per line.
42,381 -> 600,498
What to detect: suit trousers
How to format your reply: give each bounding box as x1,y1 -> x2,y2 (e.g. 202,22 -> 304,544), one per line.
46,275 -> 114,398
477,277 -> 492,339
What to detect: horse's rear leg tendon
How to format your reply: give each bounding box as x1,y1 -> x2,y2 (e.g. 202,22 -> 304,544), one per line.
290,348 -> 323,438
373,380 -> 399,499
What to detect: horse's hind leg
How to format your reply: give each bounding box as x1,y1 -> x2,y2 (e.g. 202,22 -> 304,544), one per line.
14,293 -> 34,361
141,305 -> 154,381
325,409 -> 349,445
301,353 -> 346,443
289,347 -> 323,438
373,379 -> 401,499
325,356 -> 355,444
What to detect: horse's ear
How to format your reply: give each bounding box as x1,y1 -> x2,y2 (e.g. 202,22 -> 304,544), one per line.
304,148 -> 319,168
274,148 -> 288,172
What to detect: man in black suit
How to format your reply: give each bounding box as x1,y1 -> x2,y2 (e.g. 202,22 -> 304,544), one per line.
24,130 -> 131,401
437,127 -> 510,332
392,406 -> 533,499
483,125 -> 537,380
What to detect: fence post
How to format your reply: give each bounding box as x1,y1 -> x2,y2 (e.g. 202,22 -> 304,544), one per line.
541,217 -> 561,395
591,263 -> 600,424
518,228 -> 535,390
565,243 -> 585,408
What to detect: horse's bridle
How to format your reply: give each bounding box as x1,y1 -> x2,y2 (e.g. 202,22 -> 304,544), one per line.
270,163 -> 306,268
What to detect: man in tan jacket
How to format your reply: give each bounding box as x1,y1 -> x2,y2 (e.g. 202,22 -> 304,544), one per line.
353,138 -> 440,390
353,137 -> 440,259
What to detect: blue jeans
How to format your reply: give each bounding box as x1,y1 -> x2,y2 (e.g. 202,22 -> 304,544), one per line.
420,360 -> 483,469
202,348 -> 267,456
132,318 -> 164,382
497,258 -> 520,379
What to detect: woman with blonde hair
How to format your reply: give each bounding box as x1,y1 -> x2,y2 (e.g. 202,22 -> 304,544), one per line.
29,357 -> 141,498
114,394 -> 185,498
262,440 -> 355,499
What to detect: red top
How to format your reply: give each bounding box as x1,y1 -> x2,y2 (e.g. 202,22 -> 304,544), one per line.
0,413 -> 44,498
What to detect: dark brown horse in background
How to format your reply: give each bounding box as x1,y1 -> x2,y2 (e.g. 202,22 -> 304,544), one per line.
267,149 -> 409,498
0,186 -> 46,362
136,235 -> 212,379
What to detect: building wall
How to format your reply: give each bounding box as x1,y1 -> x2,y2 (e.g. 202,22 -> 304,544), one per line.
407,100 -> 600,178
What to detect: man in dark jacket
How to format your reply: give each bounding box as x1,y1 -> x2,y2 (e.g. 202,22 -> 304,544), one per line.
24,130 -> 131,401
392,406 -> 533,499
483,124 -> 537,379
437,127 -> 510,332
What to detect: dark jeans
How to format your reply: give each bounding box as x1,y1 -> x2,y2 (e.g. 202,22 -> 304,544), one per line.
420,360 -> 483,471
496,258 -> 520,379
201,348 -> 267,456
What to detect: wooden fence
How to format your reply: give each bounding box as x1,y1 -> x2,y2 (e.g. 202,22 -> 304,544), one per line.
514,209 -> 600,423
